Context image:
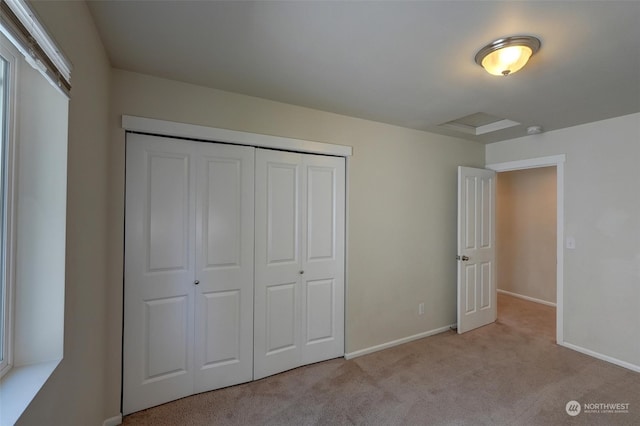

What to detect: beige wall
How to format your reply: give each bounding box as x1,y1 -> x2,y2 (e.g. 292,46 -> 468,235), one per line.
13,3 -> 639,423
17,1 -> 112,425
12,3 -> 638,424
106,69 -> 485,418
487,113 -> 640,369
496,168 -> 556,304
18,3 -> 640,423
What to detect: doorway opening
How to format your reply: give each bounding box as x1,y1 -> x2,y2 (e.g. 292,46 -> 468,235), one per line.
496,167 -> 557,340
486,155 -> 565,344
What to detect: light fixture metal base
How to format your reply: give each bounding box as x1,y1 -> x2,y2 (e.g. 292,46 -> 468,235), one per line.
475,35 -> 541,66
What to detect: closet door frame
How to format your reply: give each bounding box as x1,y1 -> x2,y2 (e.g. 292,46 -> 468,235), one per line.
121,115 -> 352,405
122,116 -> 352,157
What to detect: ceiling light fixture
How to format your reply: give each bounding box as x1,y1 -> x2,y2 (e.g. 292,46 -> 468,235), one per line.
475,35 -> 541,76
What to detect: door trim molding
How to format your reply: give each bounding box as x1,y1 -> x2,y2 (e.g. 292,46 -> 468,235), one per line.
122,115 -> 353,157
486,154 -> 565,345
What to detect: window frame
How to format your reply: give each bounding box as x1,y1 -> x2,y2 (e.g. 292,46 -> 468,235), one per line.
0,35 -> 18,379
0,27 -> 68,424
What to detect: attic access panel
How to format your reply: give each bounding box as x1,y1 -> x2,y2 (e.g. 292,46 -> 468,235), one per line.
440,112 -> 520,136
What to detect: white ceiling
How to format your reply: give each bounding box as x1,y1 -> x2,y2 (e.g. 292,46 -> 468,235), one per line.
86,1 -> 640,143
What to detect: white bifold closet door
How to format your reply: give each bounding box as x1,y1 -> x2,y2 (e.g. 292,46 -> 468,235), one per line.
254,148 -> 345,380
123,133 -> 254,414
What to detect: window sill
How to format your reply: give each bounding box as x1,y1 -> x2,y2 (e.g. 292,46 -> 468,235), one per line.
0,358 -> 61,425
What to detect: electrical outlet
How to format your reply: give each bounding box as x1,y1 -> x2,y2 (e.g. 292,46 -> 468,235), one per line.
418,303 -> 425,315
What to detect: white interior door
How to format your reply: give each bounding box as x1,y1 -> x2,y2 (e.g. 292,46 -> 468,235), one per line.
124,133 -> 197,414
254,149 -> 344,379
300,154 -> 345,365
193,143 -> 254,393
124,134 -> 255,414
457,166 -> 496,334
254,149 -> 302,379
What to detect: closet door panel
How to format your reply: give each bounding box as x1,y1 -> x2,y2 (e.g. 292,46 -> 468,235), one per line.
145,296 -> 189,377
266,282 -> 297,353
266,162 -> 299,265
203,158 -> 242,267
301,155 -> 345,364
147,155 -> 190,270
123,133 -> 197,415
305,278 -> 335,343
194,143 -> 254,393
306,166 -> 335,261
199,290 -> 241,367
254,149 -> 303,379
255,149 -> 345,379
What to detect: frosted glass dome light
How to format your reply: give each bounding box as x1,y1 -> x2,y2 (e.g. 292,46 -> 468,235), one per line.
475,36 -> 541,76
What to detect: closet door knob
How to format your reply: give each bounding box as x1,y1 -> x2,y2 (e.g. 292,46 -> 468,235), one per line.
299,270 -> 304,275
194,280 -> 200,285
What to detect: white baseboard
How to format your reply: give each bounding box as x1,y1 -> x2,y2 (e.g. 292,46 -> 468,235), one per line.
103,414 -> 122,426
344,324 -> 455,360
498,289 -> 556,307
559,341 -> 640,373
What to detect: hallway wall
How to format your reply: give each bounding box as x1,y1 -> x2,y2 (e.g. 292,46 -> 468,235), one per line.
487,113 -> 640,370
496,167 -> 557,304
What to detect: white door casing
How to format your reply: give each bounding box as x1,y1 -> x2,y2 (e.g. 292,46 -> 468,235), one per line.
457,166 -> 496,334
254,149 -> 345,379
124,134 -> 254,414
486,154 -> 565,344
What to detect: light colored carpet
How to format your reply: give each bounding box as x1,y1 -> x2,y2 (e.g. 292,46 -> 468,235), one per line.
124,294 -> 639,425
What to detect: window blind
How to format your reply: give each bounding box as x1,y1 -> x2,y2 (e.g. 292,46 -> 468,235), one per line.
0,0 -> 72,97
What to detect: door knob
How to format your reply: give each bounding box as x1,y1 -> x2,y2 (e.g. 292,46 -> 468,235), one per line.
299,270 -> 304,275
194,280 -> 200,285
456,255 -> 470,261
